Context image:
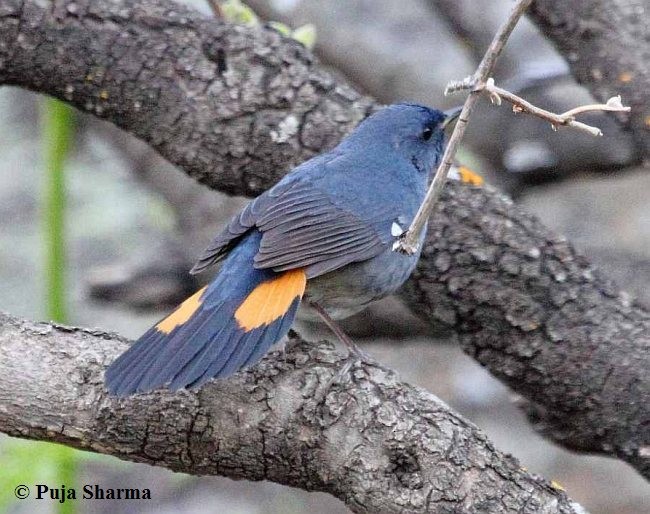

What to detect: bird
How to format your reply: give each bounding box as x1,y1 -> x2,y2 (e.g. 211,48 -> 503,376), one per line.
105,103 -> 459,396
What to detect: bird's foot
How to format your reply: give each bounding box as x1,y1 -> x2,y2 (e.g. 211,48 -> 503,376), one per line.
308,299 -> 374,361
308,300 -> 376,401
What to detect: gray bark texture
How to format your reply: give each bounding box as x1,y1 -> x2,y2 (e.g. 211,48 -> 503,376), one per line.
0,312 -> 582,513
249,0 -> 640,198
529,0 -> 650,158
0,0 -> 373,196
0,0 -> 647,493
246,0 -> 476,108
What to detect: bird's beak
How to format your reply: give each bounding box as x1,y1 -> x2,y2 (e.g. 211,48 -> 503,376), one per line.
442,106 -> 462,130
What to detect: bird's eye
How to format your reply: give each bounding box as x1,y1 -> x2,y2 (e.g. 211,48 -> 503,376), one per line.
422,127 -> 433,141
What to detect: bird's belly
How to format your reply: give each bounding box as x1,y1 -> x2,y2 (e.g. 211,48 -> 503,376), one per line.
300,246 -> 421,321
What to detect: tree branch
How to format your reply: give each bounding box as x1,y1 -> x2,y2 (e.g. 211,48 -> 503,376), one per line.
253,0 -> 640,187
0,0 -> 373,197
398,0 -> 630,253
0,312 -> 583,513
395,0 -> 534,254
406,183 -> 650,479
528,0 -> 650,157
477,79 -> 630,136
0,0 -> 647,479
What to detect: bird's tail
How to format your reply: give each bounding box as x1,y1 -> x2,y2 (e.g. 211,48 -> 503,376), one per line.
105,231 -> 306,396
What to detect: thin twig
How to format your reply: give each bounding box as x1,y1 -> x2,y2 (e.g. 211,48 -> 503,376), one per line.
206,0 -> 224,18
482,79 -> 630,136
395,0 -> 534,254
445,75 -> 475,95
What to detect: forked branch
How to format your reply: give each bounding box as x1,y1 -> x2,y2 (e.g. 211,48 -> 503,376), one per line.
396,0 -> 630,253
479,79 -> 630,136
395,0 -> 534,254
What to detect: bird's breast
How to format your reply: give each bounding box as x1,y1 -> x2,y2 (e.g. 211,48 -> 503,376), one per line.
302,243 -> 422,320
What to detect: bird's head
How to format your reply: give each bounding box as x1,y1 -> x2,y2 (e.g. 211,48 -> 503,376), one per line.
340,103 -> 459,179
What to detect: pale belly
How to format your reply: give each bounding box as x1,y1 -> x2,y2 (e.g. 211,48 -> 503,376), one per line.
298,244 -> 422,321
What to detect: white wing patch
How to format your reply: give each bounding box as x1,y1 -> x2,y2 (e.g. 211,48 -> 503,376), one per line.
391,221 -> 404,237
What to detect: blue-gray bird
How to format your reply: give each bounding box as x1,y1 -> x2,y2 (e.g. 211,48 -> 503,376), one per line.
105,103 -> 458,396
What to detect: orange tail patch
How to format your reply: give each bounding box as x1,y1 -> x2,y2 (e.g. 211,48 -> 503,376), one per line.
235,269 -> 306,331
156,286 -> 207,334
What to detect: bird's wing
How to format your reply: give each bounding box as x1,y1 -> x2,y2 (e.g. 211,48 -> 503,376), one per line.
189,178 -> 298,274
254,180 -> 387,277
191,179 -> 387,279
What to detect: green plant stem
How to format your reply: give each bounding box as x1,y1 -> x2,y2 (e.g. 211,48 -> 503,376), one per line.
56,445 -> 77,514
41,97 -> 77,514
42,98 -> 73,324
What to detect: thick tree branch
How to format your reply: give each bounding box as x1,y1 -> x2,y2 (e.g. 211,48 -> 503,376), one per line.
0,312 -> 583,513
0,0 -> 373,196
529,0 -> 650,157
253,0 -> 640,188
407,183 -> 650,479
0,0 -> 647,478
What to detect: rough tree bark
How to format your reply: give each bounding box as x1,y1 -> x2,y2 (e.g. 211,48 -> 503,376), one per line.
0,0 -> 647,485
258,0 -> 640,181
406,183 -> 650,478
246,0 -> 476,107
0,313 -> 582,513
0,0 -> 372,195
529,0 -> 650,158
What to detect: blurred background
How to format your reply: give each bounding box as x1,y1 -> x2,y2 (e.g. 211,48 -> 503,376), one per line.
1,0 -> 648,513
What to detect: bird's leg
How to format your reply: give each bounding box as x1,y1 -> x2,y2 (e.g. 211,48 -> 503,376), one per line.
307,300 -> 373,400
308,300 -> 369,361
